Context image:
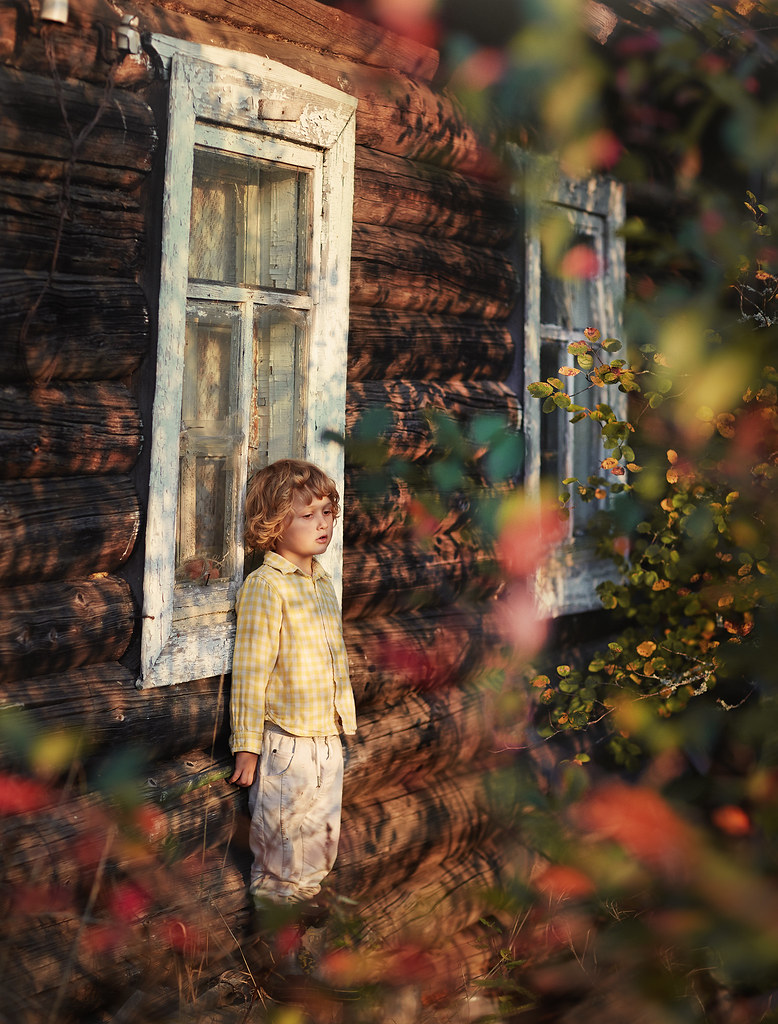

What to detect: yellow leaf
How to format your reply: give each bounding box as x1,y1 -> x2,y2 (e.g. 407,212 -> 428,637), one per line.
637,641 -> 657,657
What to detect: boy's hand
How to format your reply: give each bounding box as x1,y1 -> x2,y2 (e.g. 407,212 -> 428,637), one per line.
230,750 -> 259,787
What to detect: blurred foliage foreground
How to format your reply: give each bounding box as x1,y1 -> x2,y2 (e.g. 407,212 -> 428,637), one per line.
4,2 -> 778,1022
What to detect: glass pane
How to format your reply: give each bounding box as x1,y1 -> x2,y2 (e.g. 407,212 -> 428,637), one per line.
571,385 -> 606,536
189,146 -> 311,291
540,339 -> 606,537
540,212 -> 603,330
176,303 -> 243,584
539,340 -> 563,486
251,307 -> 307,471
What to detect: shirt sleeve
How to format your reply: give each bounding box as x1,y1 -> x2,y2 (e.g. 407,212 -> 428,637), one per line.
229,574 -> 282,754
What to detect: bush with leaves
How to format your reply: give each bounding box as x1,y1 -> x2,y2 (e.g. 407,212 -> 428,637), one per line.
527,209 -> 778,768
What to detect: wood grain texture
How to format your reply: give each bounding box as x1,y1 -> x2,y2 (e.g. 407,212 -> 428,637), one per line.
0,667 -> 230,762
344,604 -> 501,706
0,476 -> 140,585
347,379 -> 520,463
149,0 -> 439,79
343,686 -> 505,795
354,145 -> 516,246
342,535 -> 501,620
0,577 -> 135,683
0,65 -> 156,179
0,382 -> 143,479
350,223 -> 518,318
347,307 -> 514,384
0,176 -> 145,276
0,273 -> 149,383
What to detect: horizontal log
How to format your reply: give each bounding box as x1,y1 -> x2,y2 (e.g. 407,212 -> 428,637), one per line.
344,604 -> 500,707
0,476 -> 140,585
354,145 -> 516,246
344,474 -> 476,546
338,772 -> 503,896
0,65 -> 156,184
343,686 -> 503,795
0,666 -> 230,765
344,473 -> 515,547
347,379 -> 521,463
350,223 -> 518,317
0,176 -> 145,276
342,535 -> 501,620
128,2 -> 495,175
151,0 -> 438,79
0,781 -> 231,896
0,576 -> 134,683
0,272 -> 150,383
0,9 -> 151,89
347,307 -> 514,384
0,381 -> 143,478
353,71 -> 501,177
346,835 -> 538,944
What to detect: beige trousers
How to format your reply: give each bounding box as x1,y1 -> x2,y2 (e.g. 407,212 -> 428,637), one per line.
247,722 -> 344,904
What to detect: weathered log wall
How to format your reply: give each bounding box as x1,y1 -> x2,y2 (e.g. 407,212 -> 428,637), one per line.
0,0 -> 533,1018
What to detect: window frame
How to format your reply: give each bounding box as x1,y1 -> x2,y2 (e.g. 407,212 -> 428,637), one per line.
139,39 -> 356,688
523,167 -> 626,618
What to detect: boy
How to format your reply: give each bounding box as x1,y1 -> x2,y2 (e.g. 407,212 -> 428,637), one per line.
229,458 -> 357,919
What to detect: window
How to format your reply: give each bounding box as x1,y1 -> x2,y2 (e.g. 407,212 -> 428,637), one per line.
139,41 -> 356,688
523,167 -> 625,617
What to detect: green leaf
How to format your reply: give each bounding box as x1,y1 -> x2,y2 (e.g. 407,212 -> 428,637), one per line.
602,337 -> 623,352
528,382 -> 554,398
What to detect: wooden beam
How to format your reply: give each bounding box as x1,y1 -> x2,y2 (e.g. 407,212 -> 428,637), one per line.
350,223 -> 518,318
343,686 -> 504,795
347,835 -> 538,943
342,536 -> 501,621
0,176 -> 146,277
0,666 -> 230,764
0,577 -> 135,683
346,379 -> 520,464
0,476 -> 140,585
0,273 -> 149,384
144,0 -> 439,80
0,66 -> 156,179
0,382 -> 143,479
354,145 -> 516,246
344,605 -> 501,707
347,308 -> 514,384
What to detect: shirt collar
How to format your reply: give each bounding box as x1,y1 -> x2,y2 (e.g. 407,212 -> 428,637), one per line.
263,550 -> 330,579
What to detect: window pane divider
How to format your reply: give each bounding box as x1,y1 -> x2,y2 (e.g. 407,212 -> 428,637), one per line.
188,282 -> 312,308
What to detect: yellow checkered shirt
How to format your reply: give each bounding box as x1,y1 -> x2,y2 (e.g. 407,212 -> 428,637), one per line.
229,551 -> 357,753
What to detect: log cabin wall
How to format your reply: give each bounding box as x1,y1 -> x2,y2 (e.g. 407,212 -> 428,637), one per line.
0,0 -> 534,1016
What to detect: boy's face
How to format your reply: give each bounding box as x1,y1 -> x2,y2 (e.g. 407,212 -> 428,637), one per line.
273,492 -> 334,573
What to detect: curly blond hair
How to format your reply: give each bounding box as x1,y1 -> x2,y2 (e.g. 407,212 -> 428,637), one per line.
244,458 -> 340,552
